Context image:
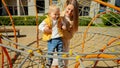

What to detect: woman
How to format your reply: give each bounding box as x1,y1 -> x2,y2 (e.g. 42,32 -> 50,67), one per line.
52,0 -> 79,68
62,0 -> 79,68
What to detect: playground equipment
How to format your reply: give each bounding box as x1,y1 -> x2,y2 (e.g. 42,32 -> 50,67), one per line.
0,0 -> 120,68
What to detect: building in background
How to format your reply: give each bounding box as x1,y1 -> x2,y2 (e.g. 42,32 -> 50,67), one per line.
0,0 -> 119,16
0,0 -> 2,16
89,0 -> 119,17
28,0 -> 46,16
1,0 -> 28,16
0,0 -> 47,16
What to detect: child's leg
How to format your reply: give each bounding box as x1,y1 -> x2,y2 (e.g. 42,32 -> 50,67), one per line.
56,38 -> 64,67
52,49 -> 58,68
47,38 -> 62,67
52,58 -> 58,68
47,40 -> 56,67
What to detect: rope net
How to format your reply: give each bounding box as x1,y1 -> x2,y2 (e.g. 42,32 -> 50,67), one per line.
0,0 -> 120,68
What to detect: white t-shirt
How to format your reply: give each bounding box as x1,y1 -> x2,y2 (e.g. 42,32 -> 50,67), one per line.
39,20 -> 62,39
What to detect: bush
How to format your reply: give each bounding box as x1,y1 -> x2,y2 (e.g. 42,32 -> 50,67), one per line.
101,12 -> 120,26
0,16 -> 10,25
79,16 -> 93,26
0,16 -> 47,26
0,16 -> 94,26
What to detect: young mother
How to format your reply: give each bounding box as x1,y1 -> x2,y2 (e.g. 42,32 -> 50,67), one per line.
52,0 -> 79,68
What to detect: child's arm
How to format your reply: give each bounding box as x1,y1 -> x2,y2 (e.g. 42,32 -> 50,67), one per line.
62,25 -> 66,30
39,21 -> 52,34
69,21 -> 73,28
65,16 -> 73,28
61,18 -> 67,30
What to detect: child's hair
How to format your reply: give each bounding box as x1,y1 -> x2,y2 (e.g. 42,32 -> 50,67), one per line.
48,4 -> 60,14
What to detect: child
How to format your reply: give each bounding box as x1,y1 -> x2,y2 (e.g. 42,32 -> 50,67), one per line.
39,4 -> 66,68
52,0 -> 79,68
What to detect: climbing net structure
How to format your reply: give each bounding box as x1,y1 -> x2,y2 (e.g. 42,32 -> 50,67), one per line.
70,11 -> 120,68
0,0 -> 120,68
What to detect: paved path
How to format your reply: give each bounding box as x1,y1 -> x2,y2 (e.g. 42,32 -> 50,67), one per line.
1,26 -> 120,68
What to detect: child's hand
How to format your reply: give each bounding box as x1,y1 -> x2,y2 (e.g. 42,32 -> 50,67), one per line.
44,25 -> 52,34
65,17 -> 73,28
69,21 -> 73,28
62,25 -> 66,30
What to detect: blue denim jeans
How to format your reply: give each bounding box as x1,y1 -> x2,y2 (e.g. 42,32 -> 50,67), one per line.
47,37 -> 64,67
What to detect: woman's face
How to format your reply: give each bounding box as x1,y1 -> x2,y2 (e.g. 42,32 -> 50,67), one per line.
65,4 -> 74,17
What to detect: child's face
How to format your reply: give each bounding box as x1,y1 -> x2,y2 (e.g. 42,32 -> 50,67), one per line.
65,4 -> 74,17
50,9 -> 60,20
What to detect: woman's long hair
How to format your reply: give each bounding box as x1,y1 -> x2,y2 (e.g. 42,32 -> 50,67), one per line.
65,0 -> 79,32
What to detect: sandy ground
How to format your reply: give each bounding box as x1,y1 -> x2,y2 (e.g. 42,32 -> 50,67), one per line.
0,26 -> 120,68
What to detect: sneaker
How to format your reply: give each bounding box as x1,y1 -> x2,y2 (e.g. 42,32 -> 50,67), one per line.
58,65 -> 65,68
46,64 -> 51,68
